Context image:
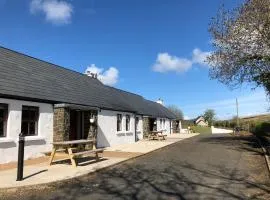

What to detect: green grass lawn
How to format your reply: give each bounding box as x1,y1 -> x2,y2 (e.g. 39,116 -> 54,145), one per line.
190,126 -> 212,134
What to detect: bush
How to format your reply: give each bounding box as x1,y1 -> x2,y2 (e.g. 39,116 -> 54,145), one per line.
252,122 -> 270,136
182,120 -> 194,129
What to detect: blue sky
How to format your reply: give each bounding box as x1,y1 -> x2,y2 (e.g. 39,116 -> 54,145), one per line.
0,0 -> 269,119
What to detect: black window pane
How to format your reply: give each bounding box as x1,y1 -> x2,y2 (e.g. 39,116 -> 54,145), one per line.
29,110 -> 36,120
0,121 -> 3,137
21,122 -> 28,135
29,122 -> 36,135
0,110 -> 3,119
0,105 -> 7,137
22,110 -> 29,120
21,106 -> 38,136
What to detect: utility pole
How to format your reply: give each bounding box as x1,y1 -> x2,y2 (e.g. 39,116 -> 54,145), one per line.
236,98 -> 239,127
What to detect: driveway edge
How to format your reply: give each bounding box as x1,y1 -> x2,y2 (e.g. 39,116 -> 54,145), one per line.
254,136 -> 270,177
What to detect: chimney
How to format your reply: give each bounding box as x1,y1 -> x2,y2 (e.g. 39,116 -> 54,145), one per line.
88,73 -> 98,79
156,98 -> 164,105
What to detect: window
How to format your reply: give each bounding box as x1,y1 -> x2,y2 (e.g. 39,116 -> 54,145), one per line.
126,115 -> 130,131
163,119 -> 166,129
21,106 -> 39,136
160,119 -> 162,129
117,114 -> 122,132
135,117 -> 139,131
0,104 -> 8,137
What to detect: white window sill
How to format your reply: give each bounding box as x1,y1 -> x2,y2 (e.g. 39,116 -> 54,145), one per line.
116,131 -> 124,134
0,138 -> 14,143
116,131 -> 134,133
25,136 -> 45,141
16,136 -> 45,142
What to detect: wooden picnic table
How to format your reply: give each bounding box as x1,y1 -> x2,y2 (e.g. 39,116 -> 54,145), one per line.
148,130 -> 167,141
49,139 -> 104,167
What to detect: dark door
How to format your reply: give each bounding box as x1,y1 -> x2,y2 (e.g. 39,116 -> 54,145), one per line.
70,110 -> 84,140
149,118 -> 156,131
69,110 -> 78,140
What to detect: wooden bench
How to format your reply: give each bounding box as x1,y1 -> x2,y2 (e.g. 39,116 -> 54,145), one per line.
49,139 -> 105,167
72,149 -> 104,162
157,132 -> 167,141
149,131 -> 167,141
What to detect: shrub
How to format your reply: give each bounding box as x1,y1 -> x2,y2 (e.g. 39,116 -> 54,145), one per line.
252,122 -> 270,136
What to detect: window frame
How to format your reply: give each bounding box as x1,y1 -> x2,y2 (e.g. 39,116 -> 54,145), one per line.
0,104 -> 8,138
163,119 -> 166,130
21,106 -> 39,136
126,115 -> 130,131
117,114 -> 122,132
135,117 -> 139,132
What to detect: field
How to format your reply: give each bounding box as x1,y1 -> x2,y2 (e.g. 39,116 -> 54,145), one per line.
190,126 -> 212,134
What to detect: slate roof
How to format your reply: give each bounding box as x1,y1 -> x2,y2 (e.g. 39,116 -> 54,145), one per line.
0,46 -> 176,119
107,87 -> 176,119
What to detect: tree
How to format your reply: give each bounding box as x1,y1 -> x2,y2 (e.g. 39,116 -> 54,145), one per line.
203,109 -> 216,126
208,0 -> 270,95
167,105 -> 184,120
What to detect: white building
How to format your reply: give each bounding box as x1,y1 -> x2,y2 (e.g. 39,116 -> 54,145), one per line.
0,98 -> 53,164
194,116 -> 208,127
0,46 -> 176,164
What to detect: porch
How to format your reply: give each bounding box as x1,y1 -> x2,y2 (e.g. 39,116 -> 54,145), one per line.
53,104 -> 98,143
52,104 -> 101,166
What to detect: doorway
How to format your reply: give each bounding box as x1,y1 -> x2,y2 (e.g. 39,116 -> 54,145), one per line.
69,110 -> 84,140
149,118 -> 157,131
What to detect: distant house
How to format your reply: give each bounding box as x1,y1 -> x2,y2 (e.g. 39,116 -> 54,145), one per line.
194,116 -> 208,127
0,46 -> 176,164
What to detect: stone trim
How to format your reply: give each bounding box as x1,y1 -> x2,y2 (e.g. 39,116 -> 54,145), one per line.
53,107 -> 70,142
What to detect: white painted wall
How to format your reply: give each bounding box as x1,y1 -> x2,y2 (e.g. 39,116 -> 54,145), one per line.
179,121 -> 182,132
157,118 -> 171,134
0,98 -> 53,164
196,120 -> 208,127
211,126 -> 233,134
97,109 -> 141,147
135,115 -> 143,140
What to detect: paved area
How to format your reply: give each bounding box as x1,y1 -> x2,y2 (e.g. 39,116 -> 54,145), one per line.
1,133 -> 270,200
106,133 -> 199,153
0,134 -> 197,189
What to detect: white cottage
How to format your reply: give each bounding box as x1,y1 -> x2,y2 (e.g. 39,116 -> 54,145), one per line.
0,46 -> 176,164
0,98 -> 54,164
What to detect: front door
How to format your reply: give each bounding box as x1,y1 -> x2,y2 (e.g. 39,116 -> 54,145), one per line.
149,118 -> 156,131
69,110 -> 84,140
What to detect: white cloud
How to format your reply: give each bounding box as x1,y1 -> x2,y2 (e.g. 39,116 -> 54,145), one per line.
152,48 -> 211,73
30,0 -> 73,25
192,48 -> 211,66
85,64 -> 119,86
153,53 -> 192,73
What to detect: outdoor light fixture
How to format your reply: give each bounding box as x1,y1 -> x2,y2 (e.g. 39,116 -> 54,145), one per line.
89,118 -> 95,123
89,112 -> 95,123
